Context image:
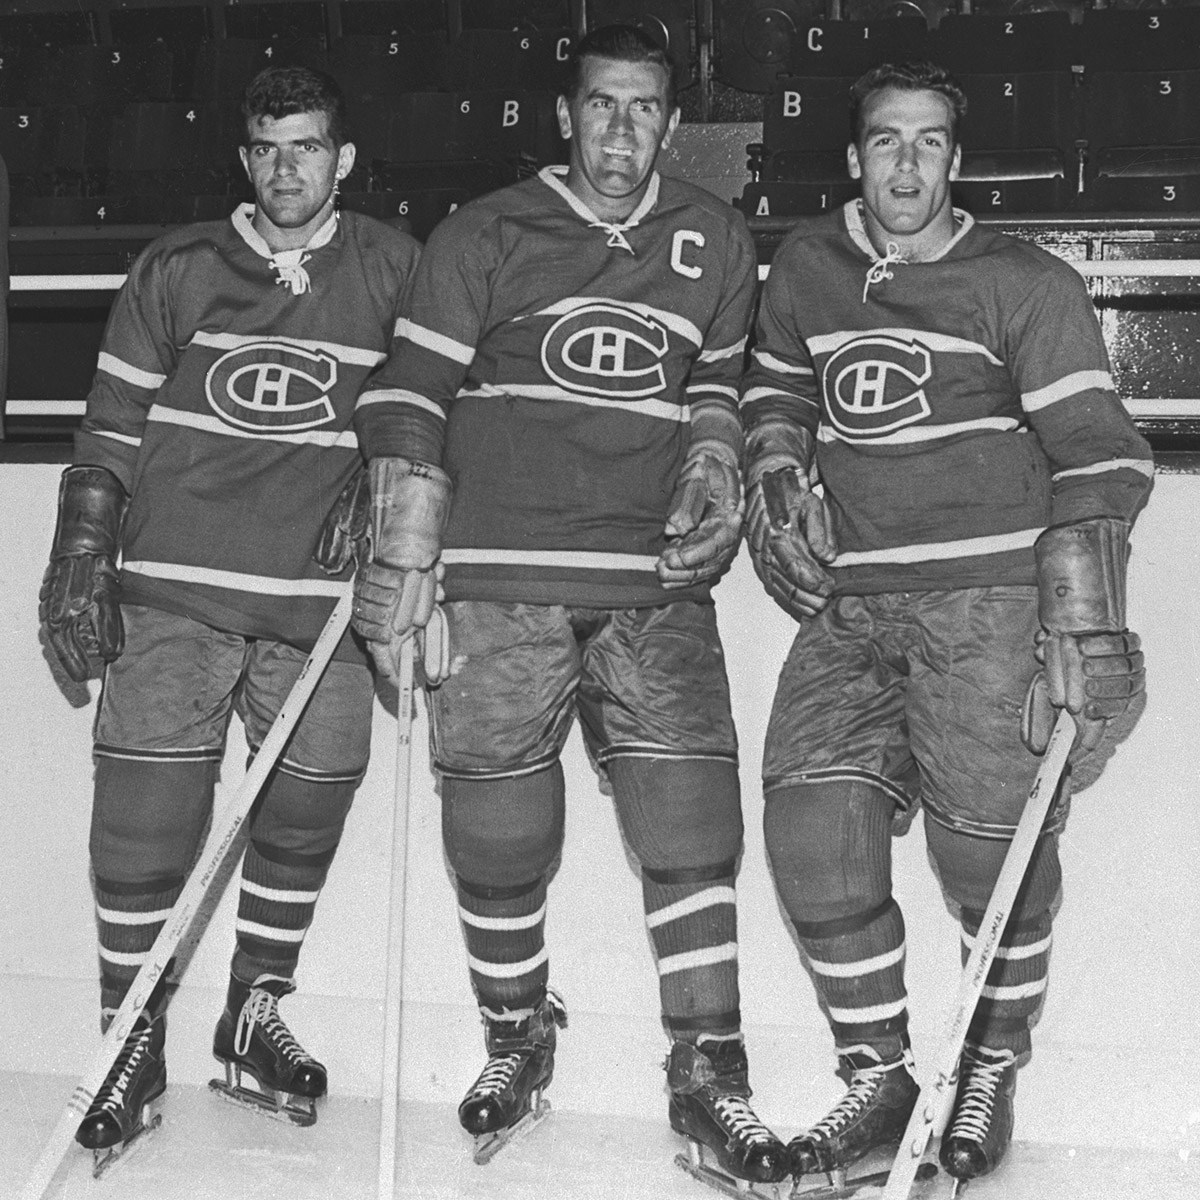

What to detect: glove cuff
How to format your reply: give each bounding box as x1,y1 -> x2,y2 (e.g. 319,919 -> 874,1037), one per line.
368,456 -> 452,570
1035,517 -> 1130,634
52,465 -> 128,559
744,420 -> 814,490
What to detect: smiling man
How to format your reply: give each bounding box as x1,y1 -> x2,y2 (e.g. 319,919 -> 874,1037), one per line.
39,66 -> 419,1168
740,61 -> 1153,1188
351,22 -> 786,1190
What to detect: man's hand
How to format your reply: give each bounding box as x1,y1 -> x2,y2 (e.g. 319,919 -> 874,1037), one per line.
657,440 -> 744,588
746,466 -> 837,618
39,465 -> 127,682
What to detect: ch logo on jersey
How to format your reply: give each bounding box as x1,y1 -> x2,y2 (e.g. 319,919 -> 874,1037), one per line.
541,302 -> 669,399
206,342 -> 338,432
823,335 -> 933,438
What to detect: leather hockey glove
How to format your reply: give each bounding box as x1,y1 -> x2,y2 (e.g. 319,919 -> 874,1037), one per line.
39,465 -> 127,682
744,422 -> 837,618
314,468 -> 371,576
1022,517 -> 1144,755
352,456 -> 451,685
657,437 -> 744,589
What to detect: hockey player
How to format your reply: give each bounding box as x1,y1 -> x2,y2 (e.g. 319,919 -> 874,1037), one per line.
38,67 -> 420,1171
350,23 -> 787,1192
740,61 -> 1153,1189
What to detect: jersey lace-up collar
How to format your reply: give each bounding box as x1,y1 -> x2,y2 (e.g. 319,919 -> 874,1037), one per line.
232,203 -> 339,296
539,165 -> 659,255
843,199 -> 975,303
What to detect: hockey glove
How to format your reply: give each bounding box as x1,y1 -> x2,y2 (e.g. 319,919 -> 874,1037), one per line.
314,467 -> 370,575
352,456 -> 451,685
744,423 -> 836,618
657,438 -> 744,588
39,465 -> 127,682
1022,517 -> 1144,755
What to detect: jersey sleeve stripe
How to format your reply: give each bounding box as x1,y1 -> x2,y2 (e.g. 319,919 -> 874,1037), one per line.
686,383 -> 739,402
751,349 -> 814,376
834,526 -> 1041,567
1022,369 -> 1115,412
808,327 -> 1004,366
147,405 -> 360,448
98,352 -> 166,390
189,329 -> 386,367
92,429 -> 143,447
697,338 -> 746,363
122,560 -> 349,596
442,547 -> 660,572
356,387 -> 447,421
1053,457 -> 1154,481
741,384 -> 817,408
395,317 -> 476,365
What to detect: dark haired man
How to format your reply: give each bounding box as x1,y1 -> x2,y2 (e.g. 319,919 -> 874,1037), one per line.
741,60 -> 1152,1186
351,22 -> 787,1189
39,65 -> 420,1166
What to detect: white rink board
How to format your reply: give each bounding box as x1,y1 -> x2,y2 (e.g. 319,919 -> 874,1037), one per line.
2,463 -> 1197,1161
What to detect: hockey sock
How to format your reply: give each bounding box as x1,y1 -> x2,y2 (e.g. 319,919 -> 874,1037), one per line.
765,781 -> 908,1055
643,862 -> 741,1039
457,874 -> 550,1014
232,771 -> 355,983
94,873 -> 184,1020
927,820 -> 1061,1058
606,756 -> 744,1039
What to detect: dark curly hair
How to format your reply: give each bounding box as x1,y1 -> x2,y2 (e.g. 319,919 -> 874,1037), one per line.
241,65 -> 350,147
849,61 -> 968,144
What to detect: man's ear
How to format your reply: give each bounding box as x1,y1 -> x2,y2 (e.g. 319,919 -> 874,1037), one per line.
847,142 -> 862,181
660,106 -> 681,152
556,94 -> 573,141
949,142 -> 961,183
337,141 -> 356,181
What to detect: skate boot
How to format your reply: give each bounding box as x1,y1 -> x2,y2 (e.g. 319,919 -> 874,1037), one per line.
667,1036 -> 790,1199
938,1043 -> 1017,1183
789,1043 -> 921,1195
75,1007 -> 167,1178
210,974 -> 326,1127
459,989 -> 567,1164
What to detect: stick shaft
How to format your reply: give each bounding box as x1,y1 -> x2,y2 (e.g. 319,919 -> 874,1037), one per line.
21,588 -> 354,1200
377,638 -> 416,1200
879,708 -> 1075,1200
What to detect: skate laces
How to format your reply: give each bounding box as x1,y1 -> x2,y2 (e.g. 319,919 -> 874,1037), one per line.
235,987 -> 318,1066
97,1020 -> 155,1112
808,1050 -> 910,1140
710,1094 -> 777,1145
949,1047 -> 1015,1143
469,1050 -> 527,1099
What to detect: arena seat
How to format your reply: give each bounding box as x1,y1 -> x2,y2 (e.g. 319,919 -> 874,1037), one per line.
186,37 -> 331,102
784,15 -> 933,79
932,11 -> 1077,75
221,1 -> 328,42
367,91 -> 540,164
0,106 -> 87,200
736,179 -> 859,219
1084,147 -> 1200,215
1080,6 -> 1200,74
713,0 -> 811,94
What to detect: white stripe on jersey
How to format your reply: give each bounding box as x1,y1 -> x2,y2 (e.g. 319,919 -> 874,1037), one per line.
1053,457 -> 1154,481
98,352 -> 167,390
658,943 -> 738,976
441,547 -> 660,572
752,349 -> 815,376
456,382 -> 687,423
122,560 -> 349,597
833,527 -> 1042,567
645,887 -> 737,930
356,386 -> 447,421
818,416 -> 1022,445
808,328 -> 1004,366
147,405 -> 359,448
189,329 -> 386,368
697,338 -> 746,363
808,943 -> 906,979
395,317 -> 475,365
459,902 -> 547,932
1022,369 -> 1114,412
240,880 -> 322,905
535,295 -> 704,350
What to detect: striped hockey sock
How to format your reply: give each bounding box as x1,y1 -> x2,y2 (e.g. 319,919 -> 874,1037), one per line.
95,873 -> 184,1020
457,875 -> 549,1015
643,862 -> 741,1039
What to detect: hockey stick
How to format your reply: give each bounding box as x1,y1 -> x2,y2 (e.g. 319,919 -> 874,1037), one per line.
20,586 -> 355,1200
879,707 -> 1075,1200
377,636 -> 416,1200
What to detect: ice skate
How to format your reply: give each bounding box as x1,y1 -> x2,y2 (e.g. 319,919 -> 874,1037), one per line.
459,989 -> 567,1164
787,1044 -> 937,1199
668,1036 -> 790,1199
209,974 -> 326,1127
938,1044 -> 1017,1189
75,1008 -> 167,1179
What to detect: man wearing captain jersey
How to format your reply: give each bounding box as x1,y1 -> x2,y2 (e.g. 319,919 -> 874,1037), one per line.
39,67 -> 420,1158
741,61 -> 1153,1186
351,23 -> 788,1185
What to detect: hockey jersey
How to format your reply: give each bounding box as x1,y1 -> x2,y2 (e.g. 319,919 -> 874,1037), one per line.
742,201 -> 1155,594
355,166 -> 758,608
75,205 -> 421,653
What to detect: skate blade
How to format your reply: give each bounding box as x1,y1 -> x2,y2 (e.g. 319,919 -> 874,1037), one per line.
790,1159 -> 939,1199
471,1096 -> 552,1165
674,1141 -> 787,1200
90,1109 -> 163,1180
208,1076 -> 318,1128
